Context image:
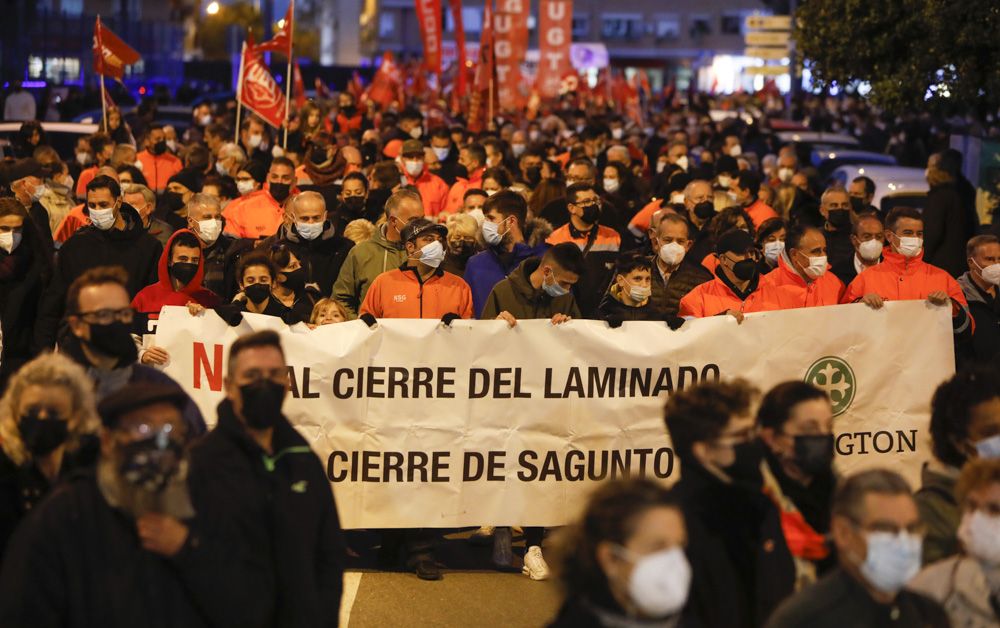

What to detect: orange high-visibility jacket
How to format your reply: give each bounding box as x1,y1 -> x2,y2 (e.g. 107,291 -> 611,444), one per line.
678,275 -> 746,318
744,256 -> 844,312
222,189 -> 284,240
360,266 -> 473,319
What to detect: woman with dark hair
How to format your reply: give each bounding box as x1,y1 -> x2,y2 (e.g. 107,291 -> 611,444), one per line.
268,244 -> 316,323
548,478 -> 690,627
482,166 -> 513,196
601,161 -> 640,218
756,217 -> 787,273
12,121 -> 45,158
217,252 -> 300,325
916,367 -> 1000,565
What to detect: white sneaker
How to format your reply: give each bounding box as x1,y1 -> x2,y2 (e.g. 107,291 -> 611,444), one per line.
522,545 -> 550,581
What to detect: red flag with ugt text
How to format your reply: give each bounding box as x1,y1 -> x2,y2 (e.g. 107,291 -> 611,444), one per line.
93,16 -> 141,80
255,0 -> 294,56
536,0 -> 573,99
414,0 -> 443,76
238,40 -> 288,129
493,0 -> 529,110
293,61 -> 306,109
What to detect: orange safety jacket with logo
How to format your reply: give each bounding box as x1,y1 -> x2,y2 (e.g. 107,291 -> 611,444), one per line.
359,265 -> 473,319
744,256 -> 845,313
842,247 -> 972,334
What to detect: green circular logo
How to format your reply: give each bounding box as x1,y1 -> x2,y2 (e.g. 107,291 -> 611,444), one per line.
804,356 -> 856,416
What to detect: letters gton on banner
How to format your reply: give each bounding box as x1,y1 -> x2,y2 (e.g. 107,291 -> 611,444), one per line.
154,301 -> 954,528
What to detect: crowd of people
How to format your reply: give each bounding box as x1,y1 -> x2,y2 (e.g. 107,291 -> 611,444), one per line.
0,85 -> 998,626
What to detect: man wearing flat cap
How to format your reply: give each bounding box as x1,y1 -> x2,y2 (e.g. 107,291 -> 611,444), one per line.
5,157 -> 54,244
399,138 -> 449,217
360,217 -> 473,320
0,382 -> 268,628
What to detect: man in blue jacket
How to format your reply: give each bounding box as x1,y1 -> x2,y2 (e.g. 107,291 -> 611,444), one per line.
464,190 -> 552,318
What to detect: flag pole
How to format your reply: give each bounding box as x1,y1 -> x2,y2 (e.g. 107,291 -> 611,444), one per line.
235,41 -> 246,144
282,0 -> 294,149
100,74 -> 108,132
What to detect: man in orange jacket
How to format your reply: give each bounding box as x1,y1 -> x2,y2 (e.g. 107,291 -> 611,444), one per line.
360,218 -> 473,320
443,143 -> 487,215
843,206 -> 972,339
399,139 -> 450,218
136,124 -> 182,192
679,229 -> 760,321
222,157 -> 295,239
730,171 -> 779,230
745,224 -> 845,312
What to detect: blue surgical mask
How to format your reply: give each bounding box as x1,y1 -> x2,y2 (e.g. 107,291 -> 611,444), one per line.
859,531 -> 921,594
542,270 -> 569,297
976,434 -> 1000,459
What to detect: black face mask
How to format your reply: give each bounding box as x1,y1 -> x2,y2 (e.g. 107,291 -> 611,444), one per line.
309,146 -> 330,166
169,262 -> 198,286
151,140 -> 167,156
244,283 -> 272,305
341,105 -> 357,118
281,267 -> 306,292
580,202 -> 601,225
239,380 -> 286,430
360,141 -> 378,165
793,434 -> 835,476
341,196 -> 367,217
525,166 -> 542,187
19,410 -> 69,457
827,209 -> 851,229
694,201 -> 716,220
269,183 -> 291,203
724,439 -> 765,486
119,431 -> 183,493
731,259 -> 759,282
86,320 -> 138,365
160,191 -> 185,214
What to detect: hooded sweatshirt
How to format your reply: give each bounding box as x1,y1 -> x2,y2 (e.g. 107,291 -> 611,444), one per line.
332,224 -> 407,317
480,257 -> 582,321
131,229 -> 221,317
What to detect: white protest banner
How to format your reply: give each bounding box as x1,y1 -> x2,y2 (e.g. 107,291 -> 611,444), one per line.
154,301 -> 954,529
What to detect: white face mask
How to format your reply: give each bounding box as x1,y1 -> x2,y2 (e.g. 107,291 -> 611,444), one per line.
604,178 -> 620,194
726,190 -> 739,202
89,206 -> 116,231
215,161 -> 229,176
973,258 -> 1000,286
764,240 -> 785,264
196,218 -> 222,244
404,159 -> 424,177
669,193 -> 685,205
296,221 -> 324,241
858,239 -> 883,262
76,152 -> 91,166
798,252 -> 828,278
415,240 -> 445,268
133,159 -> 144,172
432,146 -> 450,162
717,175 -> 733,189
658,242 -> 686,267
409,126 -> 423,140
611,128 -> 624,140
859,531 -> 922,594
166,139 -> 177,153
623,280 -> 651,303
511,143 -> 526,158
893,233 -> 923,258
482,218 -> 509,247
0,231 -> 21,254
248,133 -> 263,149
778,167 -> 794,183
976,433 -> 1000,459
199,114 -> 212,126
656,161 -> 668,174
485,189 -> 498,197
31,183 -> 47,202
958,510 -> 1000,565
621,546 -> 692,618
236,179 -> 256,196
528,130 -> 540,142
729,144 -> 742,157
675,156 -> 689,172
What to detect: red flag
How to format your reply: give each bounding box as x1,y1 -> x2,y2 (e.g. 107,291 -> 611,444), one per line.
238,39 -> 287,129
447,0 -> 467,97
293,61 -> 306,109
256,0 -> 294,56
414,0 -> 443,76
315,77 -> 332,100
474,0 -> 495,93
367,52 -> 402,109
536,0 -> 572,99
92,16 -> 141,80
493,0 -> 528,110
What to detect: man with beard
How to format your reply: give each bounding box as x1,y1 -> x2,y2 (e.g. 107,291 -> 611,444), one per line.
0,383 -> 268,627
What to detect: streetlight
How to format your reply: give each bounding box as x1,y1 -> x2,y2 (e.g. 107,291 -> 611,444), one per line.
206,1 -> 220,15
